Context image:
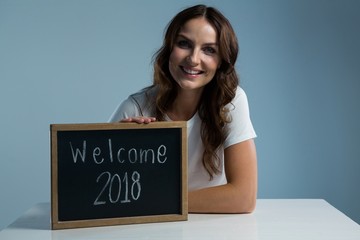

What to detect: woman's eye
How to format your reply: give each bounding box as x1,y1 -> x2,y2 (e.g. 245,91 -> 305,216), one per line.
177,40 -> 191,48
203,47 -> 216,54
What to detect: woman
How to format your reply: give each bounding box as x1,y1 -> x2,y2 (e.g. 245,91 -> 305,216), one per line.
109,4 -> 257,213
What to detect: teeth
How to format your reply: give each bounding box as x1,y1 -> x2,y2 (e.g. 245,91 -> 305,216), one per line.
183,67 -> 201,75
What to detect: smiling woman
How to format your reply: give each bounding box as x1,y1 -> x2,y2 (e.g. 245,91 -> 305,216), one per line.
109,4 -> 257,214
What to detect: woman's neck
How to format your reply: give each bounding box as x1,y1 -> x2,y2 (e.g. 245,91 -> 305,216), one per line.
167,88 -> 203,121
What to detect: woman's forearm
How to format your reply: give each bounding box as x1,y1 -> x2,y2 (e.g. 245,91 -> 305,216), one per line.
188,183 -> 256,213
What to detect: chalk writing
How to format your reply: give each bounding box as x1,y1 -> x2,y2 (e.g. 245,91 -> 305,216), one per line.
69,139 -> 168,165
94,171 -> 142,206
69,141 -> 86,163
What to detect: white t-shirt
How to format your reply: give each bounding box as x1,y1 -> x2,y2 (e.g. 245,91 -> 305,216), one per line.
109,86 -> 256,191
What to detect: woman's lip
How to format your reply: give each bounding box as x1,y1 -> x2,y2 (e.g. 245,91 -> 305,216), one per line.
181,66 -> 204,75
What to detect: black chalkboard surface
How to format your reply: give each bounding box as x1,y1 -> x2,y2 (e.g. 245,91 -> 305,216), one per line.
50,122 -> 188,230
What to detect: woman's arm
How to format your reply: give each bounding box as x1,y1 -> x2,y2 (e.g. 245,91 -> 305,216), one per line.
188,138 -> 257,213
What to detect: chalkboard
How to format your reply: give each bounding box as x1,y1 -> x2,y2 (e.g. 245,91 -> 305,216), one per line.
50,122 -> 188,230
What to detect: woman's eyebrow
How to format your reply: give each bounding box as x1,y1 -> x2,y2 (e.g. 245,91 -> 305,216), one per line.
177,33 -> 218,46
176,34 -> 192,42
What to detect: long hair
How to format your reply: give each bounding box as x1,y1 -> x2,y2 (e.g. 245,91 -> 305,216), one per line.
153,5 -> 239,179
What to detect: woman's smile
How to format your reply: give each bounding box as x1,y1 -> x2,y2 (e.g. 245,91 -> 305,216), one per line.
180,66 -> 205,77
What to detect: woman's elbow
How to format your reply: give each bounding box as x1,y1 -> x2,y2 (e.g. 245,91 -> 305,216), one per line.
231,192 -> 257,213
236,198 -> 256,213
242,197 -> 257,213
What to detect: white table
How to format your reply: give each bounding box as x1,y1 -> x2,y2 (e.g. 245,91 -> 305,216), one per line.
1,199 -> 359,240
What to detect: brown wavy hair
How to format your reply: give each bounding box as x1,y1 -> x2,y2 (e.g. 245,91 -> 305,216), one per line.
152,4 -> 239,179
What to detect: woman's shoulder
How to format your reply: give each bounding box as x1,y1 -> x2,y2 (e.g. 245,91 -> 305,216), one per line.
109,85 -> 157,122
128,86 -> 158,115
235,85 -> 247,98
227,85 -> 249,108
129,86 -> 157,103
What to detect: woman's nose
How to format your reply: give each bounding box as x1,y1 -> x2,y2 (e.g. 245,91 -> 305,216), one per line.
186,50 -> 200,66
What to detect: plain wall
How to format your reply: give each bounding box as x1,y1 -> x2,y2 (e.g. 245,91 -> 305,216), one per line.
0,0 -> 359,230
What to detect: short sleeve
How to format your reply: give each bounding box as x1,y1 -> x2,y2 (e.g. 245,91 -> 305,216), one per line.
108,97 -> 141,122
224,87 -> 257,148
108,87 -> 157,122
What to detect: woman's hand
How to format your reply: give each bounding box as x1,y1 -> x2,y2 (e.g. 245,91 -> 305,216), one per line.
120,116 -> 157,124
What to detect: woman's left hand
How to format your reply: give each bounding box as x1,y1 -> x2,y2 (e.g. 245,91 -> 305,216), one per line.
120,116 -> 157,124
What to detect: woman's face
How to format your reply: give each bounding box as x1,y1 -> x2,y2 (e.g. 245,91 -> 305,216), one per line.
169,17 -> 221,92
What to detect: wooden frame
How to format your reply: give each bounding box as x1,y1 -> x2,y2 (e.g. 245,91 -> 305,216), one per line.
50,122 -> 188,230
